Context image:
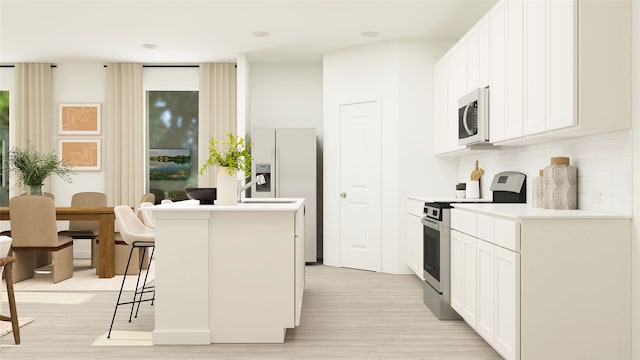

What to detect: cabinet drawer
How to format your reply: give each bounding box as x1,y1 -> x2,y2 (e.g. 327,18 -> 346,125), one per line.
494,217 -> 520,252
451,208 -> 463,231
407,199 -> 424,217
461,211 -> 477,237
476,214 -> 494,242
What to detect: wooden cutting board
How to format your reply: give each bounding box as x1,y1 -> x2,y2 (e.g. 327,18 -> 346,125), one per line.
470,160 -> 483,180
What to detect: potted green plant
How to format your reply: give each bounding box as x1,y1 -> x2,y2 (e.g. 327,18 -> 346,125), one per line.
9,146 -> 74,195
199,133 -> 252,205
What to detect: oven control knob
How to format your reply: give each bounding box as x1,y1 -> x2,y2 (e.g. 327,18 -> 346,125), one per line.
340,192 -> 347,198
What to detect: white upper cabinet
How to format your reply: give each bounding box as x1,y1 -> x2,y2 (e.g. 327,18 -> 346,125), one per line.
505,0 -> 524,140
433,0 -> 631,155
432,14 -> 490,156
489,1 -> 506,143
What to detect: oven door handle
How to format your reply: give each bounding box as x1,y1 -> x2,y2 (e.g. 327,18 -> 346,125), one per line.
421,217 -> 441,231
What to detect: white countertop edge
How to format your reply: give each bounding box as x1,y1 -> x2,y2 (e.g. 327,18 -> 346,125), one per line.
452,203 -> 631,220
408,195 -> 492,203
141,198 -> 305,212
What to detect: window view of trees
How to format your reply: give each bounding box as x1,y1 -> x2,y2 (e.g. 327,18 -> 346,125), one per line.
147,91 -> 198,202
0,91 -> 9,206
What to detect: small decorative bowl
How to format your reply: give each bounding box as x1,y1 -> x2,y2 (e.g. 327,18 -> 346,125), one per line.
184,187 -> 217,205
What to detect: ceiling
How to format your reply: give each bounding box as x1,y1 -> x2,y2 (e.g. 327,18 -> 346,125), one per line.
0,0 -> 497,64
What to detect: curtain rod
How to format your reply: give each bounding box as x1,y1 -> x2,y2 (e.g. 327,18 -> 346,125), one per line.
0,65 -> 57,68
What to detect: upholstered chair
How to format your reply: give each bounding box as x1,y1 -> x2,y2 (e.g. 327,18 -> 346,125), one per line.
107,205 -> 155,338
9,195 -> 74,283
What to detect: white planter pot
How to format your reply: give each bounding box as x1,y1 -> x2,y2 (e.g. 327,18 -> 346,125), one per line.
216,167 -> 238,205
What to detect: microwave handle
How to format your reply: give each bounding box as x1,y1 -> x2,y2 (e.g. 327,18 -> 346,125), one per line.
462,103 -> 474,135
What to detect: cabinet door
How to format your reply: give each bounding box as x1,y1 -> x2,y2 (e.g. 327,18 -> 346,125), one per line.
433,57 -> 448,155
494,246 -> 520,360
505,0 -> 524,139
406,214 -> 424,280
547,0 -> 576,130
489,0 -> 506,142
461,233 -> 477,328
447,45 -> 465,152
450,229 -> 463,313
524,0 -> 547,135
294,209 -> 305,326
476,239 -> 495,345
477,14 -> 490,88
466,25 -> 479,92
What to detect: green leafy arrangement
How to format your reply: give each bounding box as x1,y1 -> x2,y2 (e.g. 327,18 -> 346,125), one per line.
199,133 -> 252,177
10,146 -> 74,187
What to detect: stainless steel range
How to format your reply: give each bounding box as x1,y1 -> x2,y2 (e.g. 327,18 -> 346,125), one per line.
421,202 -> 460,320
421,171 -> 527,320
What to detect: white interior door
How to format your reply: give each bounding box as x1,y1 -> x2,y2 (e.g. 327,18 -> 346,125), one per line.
339,101 -> 381,272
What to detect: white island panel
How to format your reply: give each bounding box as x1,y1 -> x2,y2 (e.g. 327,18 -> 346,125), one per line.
147,198 -> 305,345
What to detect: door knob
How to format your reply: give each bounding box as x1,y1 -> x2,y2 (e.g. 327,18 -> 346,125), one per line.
340,192 -> 347,198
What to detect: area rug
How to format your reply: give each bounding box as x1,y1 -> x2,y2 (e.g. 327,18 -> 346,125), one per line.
0,316 -> 33,339
3,260 -> 155,292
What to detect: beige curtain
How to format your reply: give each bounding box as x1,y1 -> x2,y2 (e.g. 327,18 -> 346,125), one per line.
14,63 -> 52,194
198,63 -> 237,187
105,63 -> 143,207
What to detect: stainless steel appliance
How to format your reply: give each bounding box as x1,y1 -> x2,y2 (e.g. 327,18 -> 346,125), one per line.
490,171 -> 527,203
458,87 -> 490,146
250,127 -> 317,262
421,172 -> 527,320
422,202 -> 460,320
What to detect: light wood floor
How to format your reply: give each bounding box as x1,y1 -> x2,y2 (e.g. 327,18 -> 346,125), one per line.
0,264 -> 502,359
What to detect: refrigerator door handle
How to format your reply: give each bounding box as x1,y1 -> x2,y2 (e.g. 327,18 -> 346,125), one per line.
275,147 -> 280,198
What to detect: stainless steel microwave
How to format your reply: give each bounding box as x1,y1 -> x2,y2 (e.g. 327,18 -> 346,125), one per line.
458,87 -> 489,146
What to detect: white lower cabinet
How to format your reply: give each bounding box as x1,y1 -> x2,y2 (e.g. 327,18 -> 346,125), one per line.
406,199 -> 424,280
451,207 -> 631,360
476,239 -> 495,345
493,245 -> 519,360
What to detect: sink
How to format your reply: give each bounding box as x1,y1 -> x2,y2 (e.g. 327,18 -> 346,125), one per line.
241,199 -> 296,204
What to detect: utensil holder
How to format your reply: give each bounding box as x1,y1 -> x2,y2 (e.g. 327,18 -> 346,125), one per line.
466,180 -> 480,199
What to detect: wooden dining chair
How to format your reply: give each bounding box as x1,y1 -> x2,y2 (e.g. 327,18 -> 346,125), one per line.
58,192 -> 107,267
0,236 -> 19,344
9,195 -> 74,283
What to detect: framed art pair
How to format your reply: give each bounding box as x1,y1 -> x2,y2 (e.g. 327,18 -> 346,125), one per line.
57,103 -> 101,171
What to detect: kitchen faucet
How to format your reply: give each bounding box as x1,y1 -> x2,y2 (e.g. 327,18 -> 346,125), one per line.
238,174 -> 266,201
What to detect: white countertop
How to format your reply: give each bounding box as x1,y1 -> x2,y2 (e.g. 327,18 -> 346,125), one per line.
452,203 -> 630,220
141,198 -> 305,212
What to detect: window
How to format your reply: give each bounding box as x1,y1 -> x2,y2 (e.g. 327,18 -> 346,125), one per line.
0,91 -> 8,206
147,91 -> 198,202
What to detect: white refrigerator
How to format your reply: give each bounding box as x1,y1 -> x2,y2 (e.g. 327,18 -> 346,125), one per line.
250,127 -> 317,263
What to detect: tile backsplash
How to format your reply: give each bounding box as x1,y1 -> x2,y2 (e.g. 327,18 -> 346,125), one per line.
458,129 -> 632,215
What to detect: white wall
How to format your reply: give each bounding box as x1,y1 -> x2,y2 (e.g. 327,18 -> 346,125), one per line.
51,64 -> 107,206
458,130 -> 632,215
323,40 -> 458,274
249,63 -> 323,135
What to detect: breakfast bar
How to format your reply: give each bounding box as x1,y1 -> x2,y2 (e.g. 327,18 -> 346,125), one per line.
145,198 -> 305,345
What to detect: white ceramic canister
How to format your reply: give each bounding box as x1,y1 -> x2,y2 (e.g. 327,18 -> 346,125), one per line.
532,169 -> 544,208
543,157 -> 577,210
466,180 -> 480,199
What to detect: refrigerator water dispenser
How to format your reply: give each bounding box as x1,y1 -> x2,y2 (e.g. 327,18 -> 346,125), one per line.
255,164 -> 271,192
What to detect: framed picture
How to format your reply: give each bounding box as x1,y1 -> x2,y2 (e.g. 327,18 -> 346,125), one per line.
149,148 -> 191,180
58,103 -> 101,135
58,139 -> 101,171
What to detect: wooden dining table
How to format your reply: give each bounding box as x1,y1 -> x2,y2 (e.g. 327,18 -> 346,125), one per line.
0,206 -> 116,278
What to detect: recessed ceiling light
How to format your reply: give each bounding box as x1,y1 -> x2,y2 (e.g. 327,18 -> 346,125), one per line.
253,31 -> 270,37
361,31 -> 379,38
142,43 -> 158,49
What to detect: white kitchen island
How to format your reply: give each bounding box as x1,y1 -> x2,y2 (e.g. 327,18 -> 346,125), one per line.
144,198 -> 305,345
